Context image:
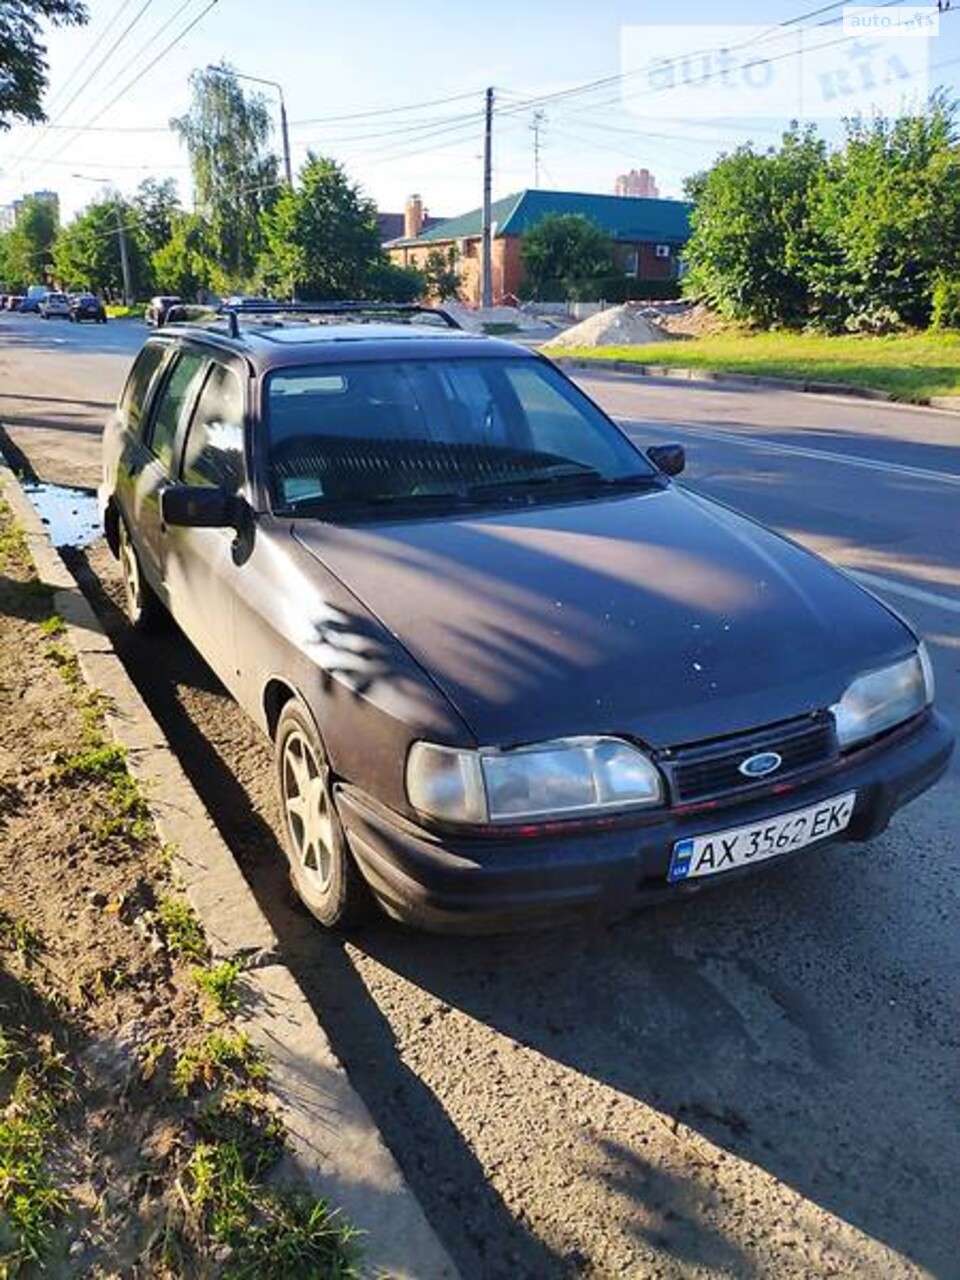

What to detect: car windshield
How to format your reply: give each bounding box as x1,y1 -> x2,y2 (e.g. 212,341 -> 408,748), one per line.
265,356 -> 658,516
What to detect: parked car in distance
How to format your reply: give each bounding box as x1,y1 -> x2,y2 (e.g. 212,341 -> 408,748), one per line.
6,295 -> 24,312
19,294 -> 42,313
69,293 -> 107,323
145,295 -> 183,328
39,290 -> 71,319
99,302 -> 954,934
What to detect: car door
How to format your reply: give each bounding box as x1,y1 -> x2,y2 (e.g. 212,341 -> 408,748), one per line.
129,347 -> 209,602
163,358 -> 249,690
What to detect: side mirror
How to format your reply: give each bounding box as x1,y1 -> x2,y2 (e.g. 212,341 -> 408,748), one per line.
646,443 -> 685,477
161,485 -> 247,532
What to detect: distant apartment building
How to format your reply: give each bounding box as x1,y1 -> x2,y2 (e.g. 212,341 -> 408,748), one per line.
11,189 -> 61,226
615,169 -> 660,199
0,204 -> 16,232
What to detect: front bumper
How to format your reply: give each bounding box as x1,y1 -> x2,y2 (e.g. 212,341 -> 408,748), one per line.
337,710 -> 953,933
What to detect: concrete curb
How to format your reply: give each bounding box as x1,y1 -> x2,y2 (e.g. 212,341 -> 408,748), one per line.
551,355 -> 960,413
0,460 -> 458,1280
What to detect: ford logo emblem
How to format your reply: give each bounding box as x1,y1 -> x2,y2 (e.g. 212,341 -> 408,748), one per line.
739,751 -> 783,779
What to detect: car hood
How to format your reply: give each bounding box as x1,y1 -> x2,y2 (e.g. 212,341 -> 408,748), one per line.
293,488 -> 914,749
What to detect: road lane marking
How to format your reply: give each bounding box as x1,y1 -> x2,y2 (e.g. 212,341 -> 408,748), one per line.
618,419 -> 960,489
847,570 -> 960,616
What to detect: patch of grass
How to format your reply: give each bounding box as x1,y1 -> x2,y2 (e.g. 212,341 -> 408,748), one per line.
0,911 -> 41,963
183,1139 -> 359,1278
0,1041 -> 72,1268
104,303 -> 146,319
38,615 -> 65,638
192,959 -> 243,1018
553,329 -> 960,402
157,897 -> 207,962
43,641 -> 83,694
0,500 -> 30,573
194,1088 -> 285,1175
173,1031 -> 265,1095
482,321 -> 520,335
54,743 -> 152,842
228,1191 -> 361,1279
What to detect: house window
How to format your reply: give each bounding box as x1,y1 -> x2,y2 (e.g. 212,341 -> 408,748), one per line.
624,249 -> 639,277
655,244 -> 671,259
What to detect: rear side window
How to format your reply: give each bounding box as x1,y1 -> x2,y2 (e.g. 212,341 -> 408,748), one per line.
119,344 -> 166,439
182,364 -> 246,493
146,351 -> 207,471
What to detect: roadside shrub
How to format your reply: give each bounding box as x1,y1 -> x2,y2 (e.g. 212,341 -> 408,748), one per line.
931,275 -> 960,330
843,305 -> 904,335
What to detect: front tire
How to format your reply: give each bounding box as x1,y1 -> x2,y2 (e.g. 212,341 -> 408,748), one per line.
275,700 -> 372,929
118,517 -> 164,632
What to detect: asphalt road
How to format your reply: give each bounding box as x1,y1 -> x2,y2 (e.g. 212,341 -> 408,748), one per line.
2,312 -> 958,1278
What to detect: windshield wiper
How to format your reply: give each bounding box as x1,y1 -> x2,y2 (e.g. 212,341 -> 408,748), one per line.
285,489 -> 483,517
464,466 -> 661,501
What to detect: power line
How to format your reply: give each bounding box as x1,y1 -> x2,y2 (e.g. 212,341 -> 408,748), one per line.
289,88 -> 484,128
10,0 -> 158,169
17,0 -> 220,184
43,0 -> 137,116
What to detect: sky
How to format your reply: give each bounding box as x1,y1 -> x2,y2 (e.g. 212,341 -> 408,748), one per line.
1,0 -> 958,223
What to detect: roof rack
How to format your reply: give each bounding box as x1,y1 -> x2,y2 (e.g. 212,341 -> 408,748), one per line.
215,300 -> 462,339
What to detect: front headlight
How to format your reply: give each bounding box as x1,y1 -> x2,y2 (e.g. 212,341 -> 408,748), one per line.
406,736 -> 663,825
831,646 -> 933,751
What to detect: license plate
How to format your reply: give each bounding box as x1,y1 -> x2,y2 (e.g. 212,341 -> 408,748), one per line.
668,792 -> 856,883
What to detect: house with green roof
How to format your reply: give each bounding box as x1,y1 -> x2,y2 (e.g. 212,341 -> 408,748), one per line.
387,188 -> 693,306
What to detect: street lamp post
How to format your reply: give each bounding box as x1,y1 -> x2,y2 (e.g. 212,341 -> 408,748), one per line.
205,65 -> 292,187
72,174 -> 132,305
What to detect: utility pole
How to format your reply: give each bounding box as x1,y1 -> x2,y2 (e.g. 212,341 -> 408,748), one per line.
531,109 -> 546,188
279,91 -> 293,187
481,86 -> 494,309
114,198 -> 132,305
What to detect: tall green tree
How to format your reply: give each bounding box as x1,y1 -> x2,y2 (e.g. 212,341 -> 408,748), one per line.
682,127 -> 826,327
520,213 -> 617,301
171,64 -> 278,286
0,0 -> 86,128
4,193 -> 58,284
132,177 -> 180,260
53,197 -> 148,297
151,213 -> 214,299
805,101 -> 960,329
260,154 -> 384,299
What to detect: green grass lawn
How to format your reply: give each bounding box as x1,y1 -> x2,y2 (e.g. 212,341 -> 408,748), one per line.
553,331 -> 960,403
104,302 -> 146,319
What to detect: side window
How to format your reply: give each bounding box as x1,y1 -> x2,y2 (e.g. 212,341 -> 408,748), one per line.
182,364 -> 246,493
146,351 -> 207,472
119,344 -> 166,439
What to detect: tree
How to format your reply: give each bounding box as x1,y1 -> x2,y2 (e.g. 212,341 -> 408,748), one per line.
421,246 -> 461,300
133,177 -> 180,260
260,154 -> 384,299
171,64 -> 278,286
520,214 -> 618,301
151,213 -> 214,299
0,0 -> 86,128
53,198 -> 148,297
681,127 -> 825,327
4,193 -> 58,285
804,101 -> 960,329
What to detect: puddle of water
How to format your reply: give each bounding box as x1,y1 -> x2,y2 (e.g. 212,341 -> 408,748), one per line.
23,481 -> 101,548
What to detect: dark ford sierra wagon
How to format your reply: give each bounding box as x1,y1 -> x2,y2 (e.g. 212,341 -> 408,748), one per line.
99,303 -> 953,932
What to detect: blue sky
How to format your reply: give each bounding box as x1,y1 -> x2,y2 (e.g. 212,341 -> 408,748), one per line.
1,0 -> 958,221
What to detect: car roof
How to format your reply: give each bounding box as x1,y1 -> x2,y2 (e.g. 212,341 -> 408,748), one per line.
155,319 -> 538,374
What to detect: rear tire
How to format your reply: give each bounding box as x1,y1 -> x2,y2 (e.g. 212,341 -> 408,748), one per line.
275,700 -> 373,930
118,517 -> 165,632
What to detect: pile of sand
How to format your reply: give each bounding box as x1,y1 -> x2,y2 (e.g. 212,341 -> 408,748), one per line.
543,304 -> 675,349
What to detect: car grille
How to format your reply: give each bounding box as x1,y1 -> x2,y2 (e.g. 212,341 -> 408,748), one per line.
662,715 -> 838,805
